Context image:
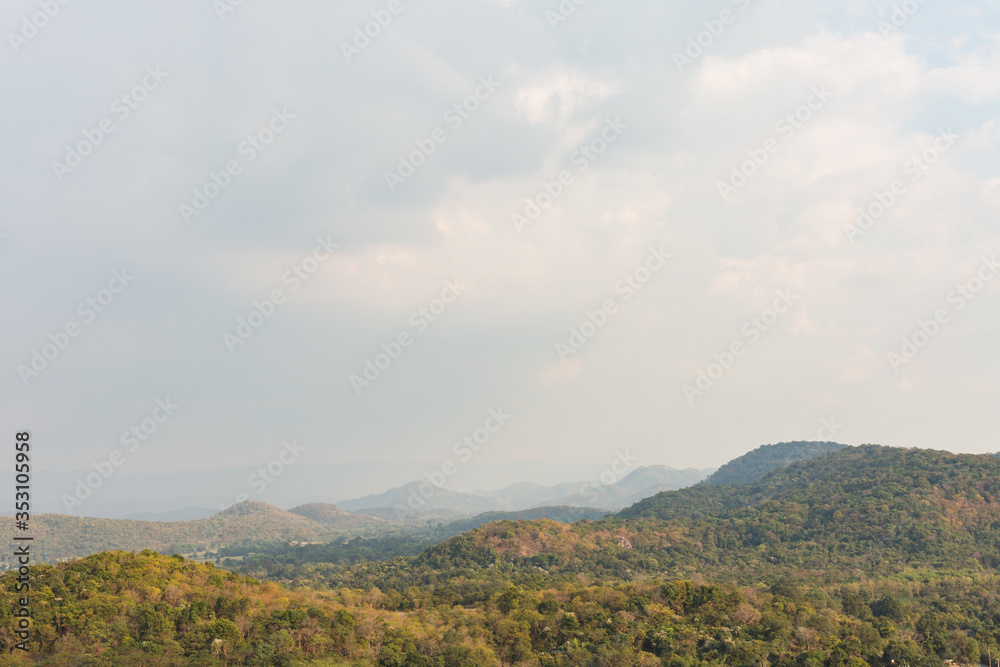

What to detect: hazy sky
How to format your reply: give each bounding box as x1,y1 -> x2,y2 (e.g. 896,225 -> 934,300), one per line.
2,0 -> 999,483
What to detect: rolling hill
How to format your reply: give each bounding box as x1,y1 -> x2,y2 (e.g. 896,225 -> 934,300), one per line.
0,500 -> 388,564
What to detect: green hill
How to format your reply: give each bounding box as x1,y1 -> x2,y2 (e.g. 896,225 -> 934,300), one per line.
343,446 -> 1000,590
616,445 -> 1000,577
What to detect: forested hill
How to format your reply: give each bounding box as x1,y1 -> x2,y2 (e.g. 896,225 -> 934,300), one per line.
620,444 -> 998,522
698,440 -> 848,486
376,446 -> 1000,589
0,550 -> 501,664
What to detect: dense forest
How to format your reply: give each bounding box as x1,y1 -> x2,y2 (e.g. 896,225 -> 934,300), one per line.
7,548 -> 1000,666
6,445 -> 1000,666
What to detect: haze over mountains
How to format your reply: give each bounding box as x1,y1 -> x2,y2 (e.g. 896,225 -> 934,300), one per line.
0,465 -> 712,562
340,465 -> 711,515
5,460 -> 655,519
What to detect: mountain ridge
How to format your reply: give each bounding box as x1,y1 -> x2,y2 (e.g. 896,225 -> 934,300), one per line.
338,464 -> 712,513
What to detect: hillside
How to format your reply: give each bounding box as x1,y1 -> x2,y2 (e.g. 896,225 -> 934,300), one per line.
699,440 -> 848,486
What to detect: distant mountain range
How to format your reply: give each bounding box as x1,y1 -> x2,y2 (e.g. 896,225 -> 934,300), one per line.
0,500 -> 607,564
0,464 -> 711,562
340,465 -> 713,514
0,500 -> 385,563
7,460 -> 642,519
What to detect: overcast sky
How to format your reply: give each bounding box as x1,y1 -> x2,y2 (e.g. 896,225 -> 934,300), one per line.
2,0 -> 999,484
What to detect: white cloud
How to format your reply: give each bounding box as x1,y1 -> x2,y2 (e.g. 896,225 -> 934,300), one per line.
4,0 -> 1000,481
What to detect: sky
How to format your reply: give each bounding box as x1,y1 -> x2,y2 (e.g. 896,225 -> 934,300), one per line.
2,0 -> 999,493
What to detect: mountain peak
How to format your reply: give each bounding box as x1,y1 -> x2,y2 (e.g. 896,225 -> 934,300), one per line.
215,500 -> 285,518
